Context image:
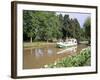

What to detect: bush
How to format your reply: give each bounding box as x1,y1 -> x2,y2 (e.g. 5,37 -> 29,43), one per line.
44,47 -> 91,68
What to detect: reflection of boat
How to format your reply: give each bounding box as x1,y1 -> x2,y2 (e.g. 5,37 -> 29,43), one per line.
56,38 -> 77,48
57,46 -> 77,54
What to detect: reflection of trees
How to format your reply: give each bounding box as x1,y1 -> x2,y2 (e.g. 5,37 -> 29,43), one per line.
47,49 -> 53,55
28,46 -> 78,58
28,45 -> 78,58
35,48 -> 44,57
29,47 -> 55,58
29,48 -> 44,58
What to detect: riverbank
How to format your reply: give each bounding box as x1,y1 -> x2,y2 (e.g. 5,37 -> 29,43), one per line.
79,41 -> 88,44
44,47 -> 91,68
23,42 -> 56,48
24,41 -> 88,48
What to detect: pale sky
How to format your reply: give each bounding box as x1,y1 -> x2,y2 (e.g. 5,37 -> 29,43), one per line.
56,12 -> 91,28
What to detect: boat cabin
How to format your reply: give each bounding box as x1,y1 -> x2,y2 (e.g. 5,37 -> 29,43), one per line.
56,38 -> 77,48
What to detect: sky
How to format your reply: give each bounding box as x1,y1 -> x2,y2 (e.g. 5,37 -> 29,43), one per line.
56,12 -> 91,28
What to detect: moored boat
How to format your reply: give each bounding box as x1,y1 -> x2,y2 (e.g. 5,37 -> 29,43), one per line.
56,38 -> 77,48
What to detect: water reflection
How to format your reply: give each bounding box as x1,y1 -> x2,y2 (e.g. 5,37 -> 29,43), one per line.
57,46 -> 77,54
48,48 -> 54,55
29,47 -> 56,58
23,44 -> 87,69
35,48 -> 44,58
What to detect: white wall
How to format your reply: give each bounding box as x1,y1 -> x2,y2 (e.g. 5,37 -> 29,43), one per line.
0,0 -> 99,80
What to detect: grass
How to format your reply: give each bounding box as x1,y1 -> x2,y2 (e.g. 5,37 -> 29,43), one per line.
24,41 -> 88,48
23,41 -> 56,48
44,47 -> 91,68
79,41 -> 88,44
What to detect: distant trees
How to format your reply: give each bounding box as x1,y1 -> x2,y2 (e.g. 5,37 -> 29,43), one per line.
73,18 -> 81,43
59,14 -> 81,43
23,10 -> 91,43
83,17 -> 91,44
62,15 -> 70,41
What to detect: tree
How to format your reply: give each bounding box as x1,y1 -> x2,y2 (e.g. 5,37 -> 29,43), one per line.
69,18 -> 76,38
83,17 -> 91,44
74,18 -> 81,43
79,28 -> 86,41
58,14 -> 63,39
62,15 -> 70,41
57,14 -> 82,43
36,11 -> 61,42
23,10 -> 39,43
23,11 -> 84,43
23,11 -> 62,42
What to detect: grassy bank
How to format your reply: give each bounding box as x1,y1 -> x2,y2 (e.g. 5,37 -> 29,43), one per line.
24,40 -> 88,48
23,41 -> 56,48
44,47 -> 91,68
79,41 -> 88,44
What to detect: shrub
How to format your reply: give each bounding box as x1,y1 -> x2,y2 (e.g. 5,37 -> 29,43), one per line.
44,47 -> 91,68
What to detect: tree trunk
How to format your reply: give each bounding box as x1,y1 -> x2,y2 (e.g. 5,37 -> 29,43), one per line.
30,37 -> 32,43
88,40 -> 91,45
77,39 -> 79,44
47,39 -> 48,43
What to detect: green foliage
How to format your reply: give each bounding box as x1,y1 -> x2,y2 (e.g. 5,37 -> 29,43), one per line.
23,11 -> 62,42
45,47 -> 91,68
83,17 -> 91,44
73,19 -> 81,41
62,15 -> 71,40
23,11 -> 34,42
59,14 -> 82,42
23,11 -> 90,43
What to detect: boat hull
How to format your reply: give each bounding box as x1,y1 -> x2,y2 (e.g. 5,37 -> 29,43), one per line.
56,42 -> 77,48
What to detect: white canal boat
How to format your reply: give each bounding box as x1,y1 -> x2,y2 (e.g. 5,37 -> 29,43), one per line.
56,38 -> 77,48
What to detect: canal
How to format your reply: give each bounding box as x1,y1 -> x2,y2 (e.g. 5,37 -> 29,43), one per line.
23,44 -> 88,69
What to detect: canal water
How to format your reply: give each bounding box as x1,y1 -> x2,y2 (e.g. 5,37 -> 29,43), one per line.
23,44 -> 88,69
